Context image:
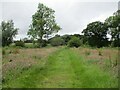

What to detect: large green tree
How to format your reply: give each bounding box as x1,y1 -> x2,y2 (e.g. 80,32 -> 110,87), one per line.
105,10 -> 120,47
27,3 -> 61,47
1,20 -> 18,46
82,21 -> 108,47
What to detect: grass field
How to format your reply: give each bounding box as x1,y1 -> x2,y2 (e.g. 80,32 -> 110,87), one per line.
2,46 -> 118,88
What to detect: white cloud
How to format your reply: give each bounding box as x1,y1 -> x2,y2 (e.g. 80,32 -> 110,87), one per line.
89,12 -> 113,23
1,0 -> 120,2
1,1 -> 118,40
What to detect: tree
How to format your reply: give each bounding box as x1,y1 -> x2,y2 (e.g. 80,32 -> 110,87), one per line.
1,20 -> 18,46
27,3 -> 61,47
82,21 -> 108,47
105,10 -> 120,47
62,35 -> 71,45
68,36 -> 81,48
50,37 -> 65,46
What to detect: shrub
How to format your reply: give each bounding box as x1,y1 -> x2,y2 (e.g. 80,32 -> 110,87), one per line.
50,37 -> 65,46
38,39 -> 47,47
68,37 -> 81,48
15,40 -> 25,47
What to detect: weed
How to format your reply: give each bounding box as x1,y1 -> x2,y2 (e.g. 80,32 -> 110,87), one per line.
11,48 -> 19,54
98,50 -> 102,56
85,50 -> 90,56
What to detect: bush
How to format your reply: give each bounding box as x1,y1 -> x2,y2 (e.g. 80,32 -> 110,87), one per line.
50,37 -> 65,46
38,39 -> 47,47
15,40 -> 25,47
111,40 -> 120,47
68,37 -> 81,48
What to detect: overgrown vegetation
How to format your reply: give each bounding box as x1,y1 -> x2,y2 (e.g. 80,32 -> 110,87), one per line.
1,2 -> 119,88
1,8 -> 119,48
2,47 -> 118,88
15,40 -> 25,47
68,36 -> 82,48
50,37 -> 65,46
1,20 -> 18,47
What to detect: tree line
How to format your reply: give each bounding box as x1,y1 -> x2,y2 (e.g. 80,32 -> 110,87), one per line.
1,3 -> 120,48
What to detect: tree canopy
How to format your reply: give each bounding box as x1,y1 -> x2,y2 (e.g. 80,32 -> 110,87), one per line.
105,10 -> 120,47
27,3 -> 61,47
1,20 -> 18,46
82,21 -> 108,47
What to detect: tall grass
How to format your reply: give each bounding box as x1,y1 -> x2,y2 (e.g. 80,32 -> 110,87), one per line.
2,47 -> 118,88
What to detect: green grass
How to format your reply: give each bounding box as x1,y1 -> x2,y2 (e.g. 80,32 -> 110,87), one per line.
2,47 -> 118,88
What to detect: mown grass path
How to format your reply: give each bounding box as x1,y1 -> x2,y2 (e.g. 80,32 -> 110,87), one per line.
4,47 -> 118,88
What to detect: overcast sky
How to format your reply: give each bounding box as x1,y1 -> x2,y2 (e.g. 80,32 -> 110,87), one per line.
0,0 -> 119,40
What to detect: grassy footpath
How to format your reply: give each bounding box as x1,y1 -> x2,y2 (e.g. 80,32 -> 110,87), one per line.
3,47 -> 118,88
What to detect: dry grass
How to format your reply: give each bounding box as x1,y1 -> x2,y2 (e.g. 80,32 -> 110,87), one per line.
71,47 -> 118,76
2,47 -> 118,88
2,47 -> 58,80
73,47 -> 118,62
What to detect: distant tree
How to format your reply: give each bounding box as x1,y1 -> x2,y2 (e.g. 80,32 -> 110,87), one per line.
27,3 -> 61,47
22,37 -> 28,42
68,36 -> 81,48
105,10 -> 120,47
82,21 -> 108,47
1,20 -> 18,46
72,34 -> 81,38
50,37 -> 65,46
54,34 -> 60,38
61,35 -> 71,45
15,40 -> 25,47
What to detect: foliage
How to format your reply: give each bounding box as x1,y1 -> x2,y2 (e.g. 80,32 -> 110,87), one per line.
22,38 -> 32,43
82,21 -> 109,48
68,36 -> 81,48
50,37 -> 65,46
15,40 -> 25,47
61,35 -> 71,45
37,39 -> 47,47
1,20 -> 18,47
27,3 -> 61,45
105,10 -> 120,47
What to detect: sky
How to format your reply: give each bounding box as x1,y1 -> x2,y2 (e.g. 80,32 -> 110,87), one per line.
0,0 -> 119,40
